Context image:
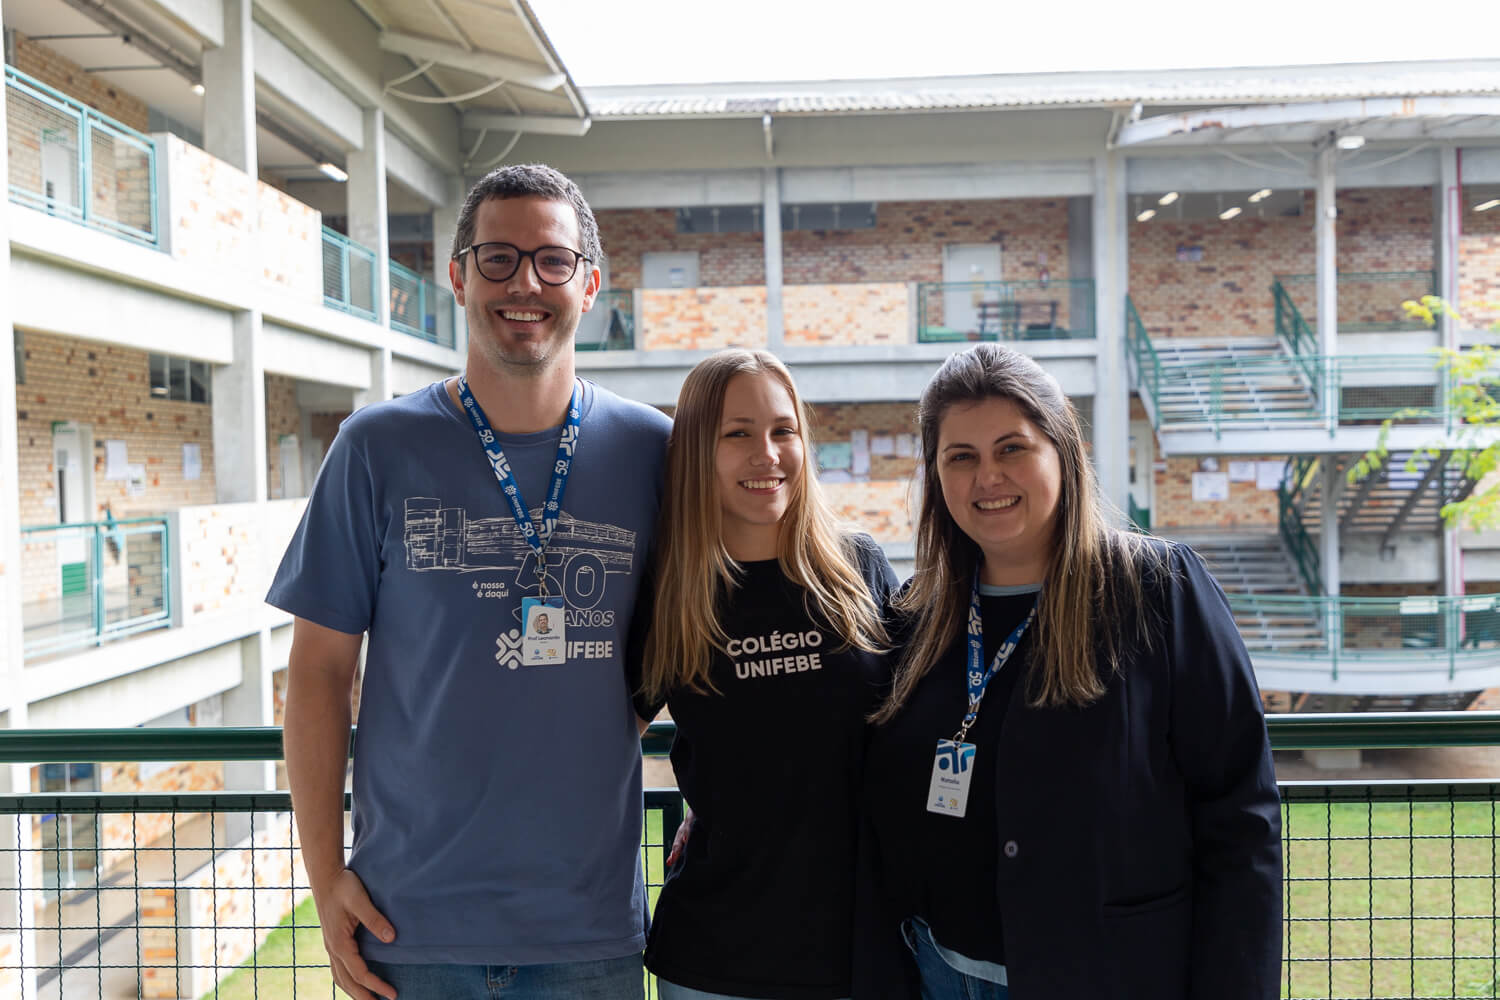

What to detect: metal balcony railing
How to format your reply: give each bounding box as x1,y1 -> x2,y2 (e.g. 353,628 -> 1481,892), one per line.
388,259 -> 456,348
916,278 -> 1095,342
7,719 -> 1500,998
1275,271 -> 1439,334
320,226 -> 378,321
5,64 -> 159,248
18,517 -> 170,659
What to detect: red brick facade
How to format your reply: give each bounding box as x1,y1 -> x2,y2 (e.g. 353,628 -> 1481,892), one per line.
1460,196 -> 1500,329
1129,187 -> 1435,338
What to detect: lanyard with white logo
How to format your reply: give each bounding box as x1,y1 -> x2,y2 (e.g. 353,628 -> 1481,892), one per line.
455,375 -> 581,599
928,575 -> 1036,818
957,574 -> 1037,742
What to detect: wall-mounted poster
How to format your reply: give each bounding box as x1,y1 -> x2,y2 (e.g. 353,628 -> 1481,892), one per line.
1191,472 -> 1229,502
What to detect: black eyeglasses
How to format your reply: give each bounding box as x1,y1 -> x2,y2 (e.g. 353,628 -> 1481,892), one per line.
456,242 -> 591,285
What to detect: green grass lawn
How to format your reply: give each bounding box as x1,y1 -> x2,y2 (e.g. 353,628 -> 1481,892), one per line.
202,809 -> 674,1000
1284,798 -> 1500,998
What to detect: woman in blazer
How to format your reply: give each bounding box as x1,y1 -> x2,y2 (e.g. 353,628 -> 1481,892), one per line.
856,343 -> 1281,999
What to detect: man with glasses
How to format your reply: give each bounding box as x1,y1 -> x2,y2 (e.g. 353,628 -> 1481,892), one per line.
271,164 -> 670,1000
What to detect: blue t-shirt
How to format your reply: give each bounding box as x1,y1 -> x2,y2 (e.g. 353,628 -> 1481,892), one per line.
266,378 -> 671,965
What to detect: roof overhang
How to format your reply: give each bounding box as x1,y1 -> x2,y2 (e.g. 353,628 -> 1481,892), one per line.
1117,96 -> 1500,148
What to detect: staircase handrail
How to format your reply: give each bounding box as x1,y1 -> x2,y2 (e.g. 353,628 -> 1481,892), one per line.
1277,456 -> 1323,597
1124,296 -> 1162,422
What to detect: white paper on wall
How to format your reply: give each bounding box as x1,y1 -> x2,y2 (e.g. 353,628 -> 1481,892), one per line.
182,443 -> 202,481
1191,472 -> 1230,502
126,464 -> 146,497
1255,461 -> 1285,491
895,434 -> 915,458
871,435 -> 895,456
105,440 -> 128,480
1228,461 -> 1256,483
851,430 -> 870,477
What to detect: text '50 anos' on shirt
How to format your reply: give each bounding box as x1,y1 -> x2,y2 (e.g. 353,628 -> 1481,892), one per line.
266,378 -> 671,966
634,536 -> 897,1000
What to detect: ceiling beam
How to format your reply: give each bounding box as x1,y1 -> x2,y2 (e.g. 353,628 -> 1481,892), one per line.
461,112 -> 591,136
378,30 -> 564,92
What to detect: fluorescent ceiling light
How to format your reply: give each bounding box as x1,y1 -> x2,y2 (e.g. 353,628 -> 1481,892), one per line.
1136,209 -> 1156,222
1219,206 -> 1242,220
317,162 -> 349,182
1249,188 -> 1272,203
1158,192 -> 1179,206
1475,199 -> 1500,212
190,82 -> 205,96
1336,135 -> 1366,150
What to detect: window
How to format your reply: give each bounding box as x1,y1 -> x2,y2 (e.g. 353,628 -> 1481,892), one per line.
13,330 -> 23,385
676,205 -> 762,234
674,202 -> 879,234
149,354 -> 211,403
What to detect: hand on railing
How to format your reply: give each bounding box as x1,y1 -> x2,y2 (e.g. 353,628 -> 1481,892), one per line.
316,868 -> 397,1000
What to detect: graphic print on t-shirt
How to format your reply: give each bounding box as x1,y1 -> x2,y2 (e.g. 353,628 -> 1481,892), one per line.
726,627 -> 828,680
402,497 -> 637,670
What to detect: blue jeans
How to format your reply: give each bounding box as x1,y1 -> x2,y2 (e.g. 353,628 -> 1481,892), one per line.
365,953 -> 643,1000
900,919 -> 1010,1000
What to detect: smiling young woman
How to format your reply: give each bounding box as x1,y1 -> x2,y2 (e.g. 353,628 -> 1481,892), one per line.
857,344 -> 1281,1000
630,349 -> 896,1000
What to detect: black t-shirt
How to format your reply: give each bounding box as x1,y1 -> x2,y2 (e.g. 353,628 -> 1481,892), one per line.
635,535 -> 897,999
862,584 -> 1040,967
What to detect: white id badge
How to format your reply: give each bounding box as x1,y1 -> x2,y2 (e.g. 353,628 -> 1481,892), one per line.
926,739 -> 976,818
521,597 -> 566,665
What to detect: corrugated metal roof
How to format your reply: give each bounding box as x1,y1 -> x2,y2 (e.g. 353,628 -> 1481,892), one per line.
584,65 -> 1500,119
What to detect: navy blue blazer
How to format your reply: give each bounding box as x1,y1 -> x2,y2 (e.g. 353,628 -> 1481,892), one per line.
855,541 -> 1282,999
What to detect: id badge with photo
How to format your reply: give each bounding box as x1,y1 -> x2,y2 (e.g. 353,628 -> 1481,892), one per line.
926,739 -> 976,818
521,597 -> 566,666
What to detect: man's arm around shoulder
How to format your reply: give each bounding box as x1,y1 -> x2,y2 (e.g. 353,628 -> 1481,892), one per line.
284,617 -> 397,1000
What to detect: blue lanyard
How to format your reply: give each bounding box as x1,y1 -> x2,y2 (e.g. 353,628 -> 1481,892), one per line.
957,574 -> 1037,743
456,375 -> 581,597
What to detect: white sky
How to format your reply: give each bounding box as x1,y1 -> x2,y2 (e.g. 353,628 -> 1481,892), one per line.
531,0 -> 1495,88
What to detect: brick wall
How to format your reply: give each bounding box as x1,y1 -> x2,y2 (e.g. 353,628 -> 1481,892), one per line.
177,499 -> 307,619
1153,455 -> 1286,529
0,935 -> 17,998
1460,199 -> 1500,329
139,816 -> 311,999
783,282 -> 909,345
599,198 -> 1069,290
97,761 -> 225,872
803,404 -> 921,544
1129,187 -> 1435,337
10,33 -> 150,131
822,480 -> 914,544
641,286 -> 769,350
164,134 -> 256,271
257,181 -> 323,303
265,375 -> 301,500
595,209 -> 766,287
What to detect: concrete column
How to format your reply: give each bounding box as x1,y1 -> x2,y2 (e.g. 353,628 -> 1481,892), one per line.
431,174 -> 466,356
762,167 -> 785,350
222,631 -> 277,829
1091,152 -> 1130,517
210,311 -> 268,502
1320,457 -> 1343,597
0,4 -> 40,985
1437,147 -> 1464,599
1315,142 -> 1339,428
349,109 -> 393,406
201,0 -> 256,174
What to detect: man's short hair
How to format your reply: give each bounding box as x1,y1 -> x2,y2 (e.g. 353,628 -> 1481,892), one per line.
451,164 -> 602,271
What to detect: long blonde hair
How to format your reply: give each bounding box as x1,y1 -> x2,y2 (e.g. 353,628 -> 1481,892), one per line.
640,349 -> 888,701
872,344 -> 1166,723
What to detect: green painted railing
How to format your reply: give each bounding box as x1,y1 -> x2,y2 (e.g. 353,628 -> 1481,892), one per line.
1127,495 -> 1151,532
1125,294 -> 1163,416
1229,594 -> 1499,679
320,226 -> 378,321
578,288 -> 636,351
17,517 -> 170,659
915,278 -> 1095,342
7,720 -> 1500,999
388,259 -> 455,348
5,64 -> 159,248
1275,270 -> 1439,333
1278,456 -> 1323,597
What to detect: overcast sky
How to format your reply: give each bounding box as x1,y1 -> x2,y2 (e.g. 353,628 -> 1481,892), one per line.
530,0 -> 1494,88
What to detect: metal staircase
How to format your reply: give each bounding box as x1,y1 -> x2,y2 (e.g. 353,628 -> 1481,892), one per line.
1168,532 -> 1325,653
1148,339 -> 1320,431
1286,453 -> 1477,546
